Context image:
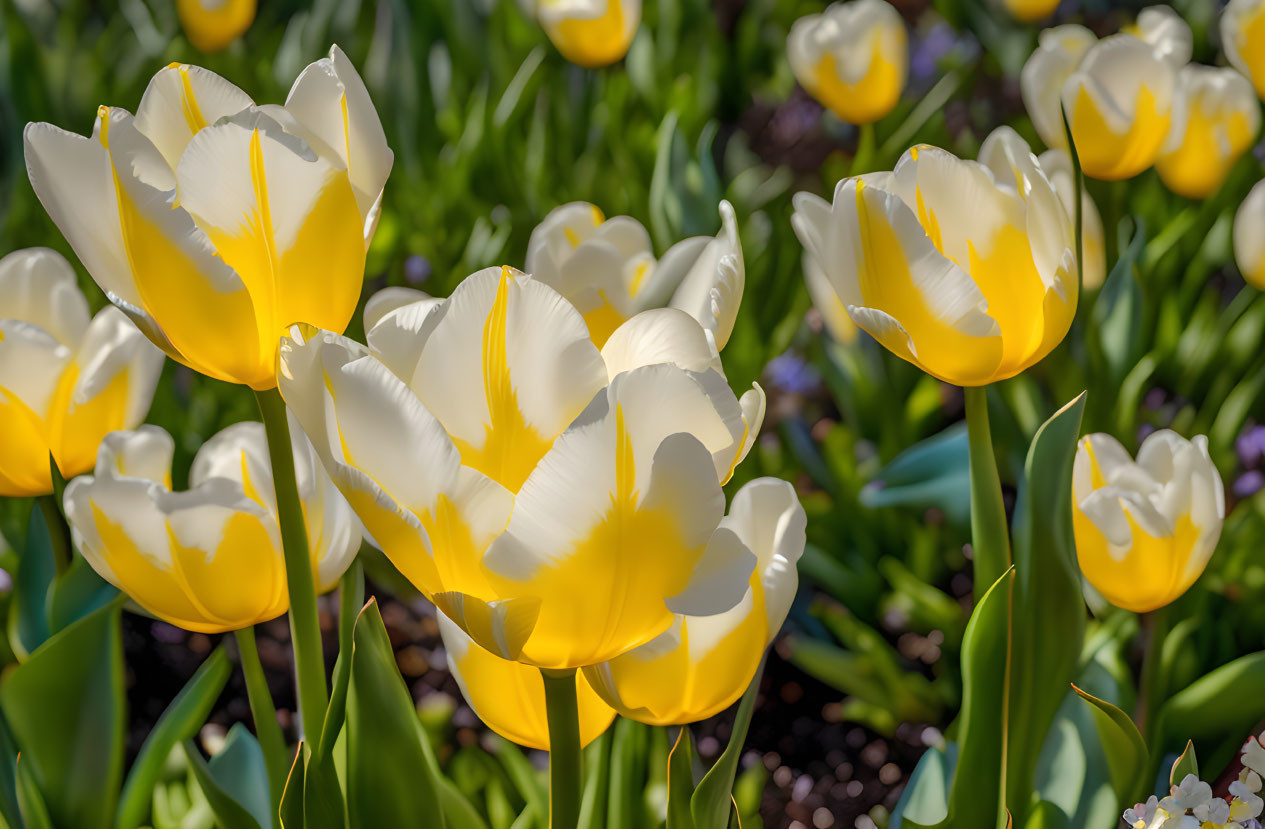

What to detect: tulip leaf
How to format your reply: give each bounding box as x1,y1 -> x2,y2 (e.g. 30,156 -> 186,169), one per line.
1006,394 -> 1087,823
345,598 -> 445,827
607,717 -> 650,829
48,552 -> 118,634
1071,684 -> 1148,806
889,743 -> 955,828
667,727 -> 698,829
1153,651 -> 1265,777
0,709 -> 21,829
860,422 -> 970,525
690,656 -> 765,829
1092,219 -> 1146,384
0,599 -> 125,829
1170,741 -> 1198,788
318,560 -> 364,760
279,744 -> 306,829
7,503 -> 55,660
184,734 -> 264,829
117,646 -> 232,829
15,756 -> 53,829
578,728 -> 612,829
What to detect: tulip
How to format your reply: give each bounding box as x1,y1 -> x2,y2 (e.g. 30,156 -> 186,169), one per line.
1235,179 -> 1265,290
536,0 -> 641,68
525,201 -> 744,349
438,614 -> 616,750
583,478 -> 805,725
790,138 -> 1077,386
1223,0 -> 1265,100
177,0 -> 255,53
1072,430 -> 1225,613
1126,6 -> 1193,68
787,0 -> 908,125
1037,149 -> 1108,289
0,248 -> 163,496
24,46 -> 392,389
1002,0 -> 1059,25
1062,35 -> 1178,181
1156,65 -> 1261,199
63,420 -> 361,633
278,267 -> 765,669
803,245 -> 858,344
1020,24 -> 1098,152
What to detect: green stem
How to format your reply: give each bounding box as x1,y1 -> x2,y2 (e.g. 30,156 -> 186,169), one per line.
254,388 -> 327,743
964,386 -> 1011,605
234,626 -> 287,823
850,121 -> 876,176
1137,605 -> 1171,741
37,495 -> 71,577
542,668 -> 582,829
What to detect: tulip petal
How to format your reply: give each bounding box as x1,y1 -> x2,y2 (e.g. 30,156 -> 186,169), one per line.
0,386 -> 53,496
668,201 -> 745,350
0,248 -> 91,348
365,294 -> 445,383
1019,25 -> 1097,151
134,62 -> 254,170
601,308 -> 723,378
363,286 -> 434,333
432,592 -> 541,662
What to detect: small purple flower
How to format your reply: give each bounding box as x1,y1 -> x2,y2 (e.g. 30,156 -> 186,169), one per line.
1234,470 -> 1265,498
1238,424 -> 1265,467
404,255 -> 432,286
765,351 -> 821,395
911,23 -> 958,82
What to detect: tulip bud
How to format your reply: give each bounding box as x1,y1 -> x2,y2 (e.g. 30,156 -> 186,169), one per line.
1222,0 -> 1265,101
1156,65 -> 1261,199
1072,431 -> 1225,613
24,46 -> 392,389
787,0 -> 908,125
1234,179 -> 1265,290
791,136 -> 1077,386
537,0 -> 641,68
0,248 -> 163,495
176,0 -> 255,53
526,201 -> 744,349
1062,35 -> 1178,181
64,421 -> 361,633
1001,0 -> 1059,24
1127,6 -> 1193,68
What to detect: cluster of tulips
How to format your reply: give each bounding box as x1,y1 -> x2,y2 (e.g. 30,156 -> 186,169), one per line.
4,0 -> 1265,827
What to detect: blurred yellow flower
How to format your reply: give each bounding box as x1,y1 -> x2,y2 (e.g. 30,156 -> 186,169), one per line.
1223,0 -> 1265,100
1021,24 -> 1098,151
1125,6 -> 1193,68
24,46 -> 392,389
64,422 -> 361,633
1234,179 -> 1265,289
1037,148 -> 1108,289
787,0 -> 908,125
526,201 -> 744,348
278,268 -> 765,669
177,0 -> 255,53
791,135 -> 1077,386
0,248 -> 162,496
584,479 -> 804,726
1063,35 -> 1178,181
1072,431 -> 1224,614
438,614 -> 616,750
537,0 -> 641,68
1157,65 -> 1261,199
1002,0 -> 1059,24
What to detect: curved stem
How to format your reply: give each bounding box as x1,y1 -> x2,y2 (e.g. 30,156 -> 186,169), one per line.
234,626 -> 287,823
542,668 -> 582,829
1137,604 -> 1171,742
964,386 -> 1011,605
255,388 -> 327,743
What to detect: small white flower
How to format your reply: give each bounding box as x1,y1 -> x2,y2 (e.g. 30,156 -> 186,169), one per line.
1243,735 -> 1265,778
1194,796 -> 1230,823
1162,774 -> 1214,813
1231,779 -> 1265,822
1125,796 -> 1163,828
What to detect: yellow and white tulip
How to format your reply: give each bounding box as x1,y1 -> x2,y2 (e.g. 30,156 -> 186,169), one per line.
1156,65 -> 1261,199
278,267 -> 765,669
525,201 -> 744,349
1062,34 -> 1178,181
64,420 -> 361,633
1072,431 -> 1225,614
1036,148 -> 1107,289
1126,6 -> 1193,68
438,614 -> 617,750
536,0 -> 641,68
24,47 -> 392,390
0,248 -> 163,496
1222,0 -> 1265,100
177,0 -> 255,53
1234,179 -> 1265,290
787,0 -> 908,125
1020,24 -> 1098,152
584,478 -> 805,725
790,137 -> 1077,386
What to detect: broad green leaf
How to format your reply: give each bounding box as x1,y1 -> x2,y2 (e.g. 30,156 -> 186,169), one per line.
118,647 -> 232,829
889,743 -> 955,828
1170,741 -> 1198,788
1006,394 -> 1087,824
1153,651 -> 1265,777
1092,220 -> 1146,383
48,553 -> 117,634
494,738 -> 546,821
7,503 -> 55,659
690,658 -> 765,829
438,778 -> 490,829
860,423 -> 970,524
207,725 -> 274,829
1072,685 -> 1147,806
184,736 -> 262,829
0,710 -> 21,828
345,598 -> 444,827
667,728 -> 697,829
16,757 -> 52,829
279,746 -> 305,829
0,599 -> 125,829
